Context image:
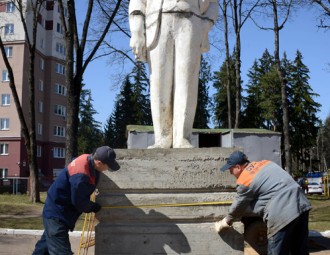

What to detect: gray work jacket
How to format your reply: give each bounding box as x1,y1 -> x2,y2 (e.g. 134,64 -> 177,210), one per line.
225,160 -> 312,238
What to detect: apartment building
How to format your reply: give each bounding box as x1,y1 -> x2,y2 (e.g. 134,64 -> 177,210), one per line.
0,0 -> 68,189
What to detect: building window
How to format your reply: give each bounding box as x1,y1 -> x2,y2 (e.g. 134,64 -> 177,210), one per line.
53,126 -> 65,137
0,118 -> 9,130
37,13 -> 42,25
56,42 -> 65,55
55,83 -> 67,96
54,105 -> 66,117
56,23 -> 64,34
45,20 -> 53,30
4,24 -> 14,35
55,63 -> 65,75
0,144 -> 9,155
46,1 -> 54,11
4,47 -> 12,57
39,58 -> 44,70
38,80 -> 44,91
38,15 -> 45,28
57,5 -> 68,17
53,168 -> 62,178
0,168 -> 8,178
37,123 -> 43,135
53,147 -> 65,158
1,94 -> 10,106
37,146 -> 42,157
38,101 -> 43,112
40,38 -> 45,49
6,2 -> 15,13
2,70 -> 9,82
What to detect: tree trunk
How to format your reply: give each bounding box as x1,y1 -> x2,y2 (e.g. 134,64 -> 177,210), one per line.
58,0 -> 122,163
232,0 -> 241,128
272,0 -> 292,173
27,49 -> 40,202
64,0 -> 80,163
0,3 -> 41,202
223,0 -> 232,128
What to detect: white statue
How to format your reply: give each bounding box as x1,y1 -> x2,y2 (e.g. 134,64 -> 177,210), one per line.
129,0 -> 219,148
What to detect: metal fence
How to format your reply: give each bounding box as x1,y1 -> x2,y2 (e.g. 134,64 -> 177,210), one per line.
0,177 -> 29,194
324,175 -> 330,197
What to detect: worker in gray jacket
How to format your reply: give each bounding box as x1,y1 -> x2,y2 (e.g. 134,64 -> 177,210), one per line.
215,151 -> 311,255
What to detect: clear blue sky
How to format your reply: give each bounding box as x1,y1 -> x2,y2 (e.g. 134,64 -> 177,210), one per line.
83,7 -> 330,128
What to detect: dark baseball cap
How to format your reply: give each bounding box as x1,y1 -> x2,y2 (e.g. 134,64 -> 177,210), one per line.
220,151 -> 249,171
93,146 -> 120,171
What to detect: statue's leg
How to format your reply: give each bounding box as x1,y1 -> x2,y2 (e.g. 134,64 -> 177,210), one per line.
148,14 -> 174,149
172,15 -> 203,148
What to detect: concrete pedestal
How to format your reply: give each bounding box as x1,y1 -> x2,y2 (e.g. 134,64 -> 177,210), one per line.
95,148 -> 244,254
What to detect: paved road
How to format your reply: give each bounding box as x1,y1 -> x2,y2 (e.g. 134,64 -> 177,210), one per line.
0,230 -> 94,255
0,229 -> 329,255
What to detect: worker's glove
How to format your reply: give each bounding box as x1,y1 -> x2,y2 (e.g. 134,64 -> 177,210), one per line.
92,202 -> 101,213
215,218 -> 231,233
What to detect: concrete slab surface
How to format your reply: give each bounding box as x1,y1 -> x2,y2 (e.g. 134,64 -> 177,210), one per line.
1,229 -> 330,255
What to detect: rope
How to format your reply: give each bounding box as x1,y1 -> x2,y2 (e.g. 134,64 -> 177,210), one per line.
102,200 -> 233,209
78,193 -> 97,255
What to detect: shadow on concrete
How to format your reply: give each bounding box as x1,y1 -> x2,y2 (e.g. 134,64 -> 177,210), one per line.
95,178 -> 191,254
308,231 -> 330,253
218,227 -> 245,252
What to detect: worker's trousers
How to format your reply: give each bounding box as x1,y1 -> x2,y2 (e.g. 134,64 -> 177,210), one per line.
32,217 -> 73,255
267,210 -> 310,255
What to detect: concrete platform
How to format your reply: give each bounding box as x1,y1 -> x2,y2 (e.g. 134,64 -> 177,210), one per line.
0,229 -> 330,255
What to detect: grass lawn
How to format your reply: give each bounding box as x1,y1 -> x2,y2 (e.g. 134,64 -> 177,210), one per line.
0,192 -> 85,230
307,195 -> 330,232
0,193 -> 330,232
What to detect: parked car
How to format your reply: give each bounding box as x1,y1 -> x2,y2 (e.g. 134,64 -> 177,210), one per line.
307,182 -> 323,195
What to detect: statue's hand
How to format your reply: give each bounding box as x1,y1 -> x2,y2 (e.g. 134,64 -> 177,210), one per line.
201,19 -> 213,52
130,34 -> 147,62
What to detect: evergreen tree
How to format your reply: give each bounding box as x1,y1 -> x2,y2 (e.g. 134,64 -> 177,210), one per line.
78,88 -> 104,154
242,49 -> 278,129
212,54 -> 236,128
258,66 -> 282,131
109,77 -> 134,148
194,56 -> 212,129
289,50 -> 321,170
321,116 -> 330,170
242,50 -> 321,173
105,63 -> 152,148
130,63 -> 152,125
104,115 -> 116,147
242,60 -> 266,128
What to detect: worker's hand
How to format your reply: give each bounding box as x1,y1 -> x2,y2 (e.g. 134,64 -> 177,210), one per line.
215,218 -> 231,233
92,203 -> 101,213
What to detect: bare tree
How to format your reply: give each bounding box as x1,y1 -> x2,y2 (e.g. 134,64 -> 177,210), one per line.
312,0 -> 330,29
90,1 -> 149,86
312,0 -> 330,70
229,0 -> 260,128
56,0 -> 123,163
219,0 -> 233,128
0,0 -> 47,202
251,0 -> 296,173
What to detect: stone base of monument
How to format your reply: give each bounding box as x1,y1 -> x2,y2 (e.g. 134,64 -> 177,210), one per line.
95,148 -> 244,254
